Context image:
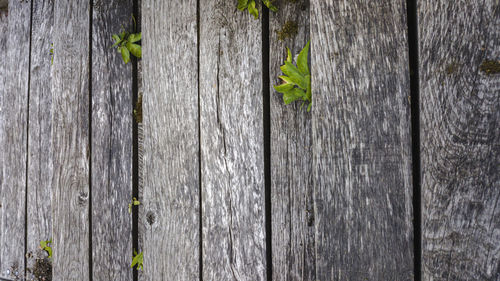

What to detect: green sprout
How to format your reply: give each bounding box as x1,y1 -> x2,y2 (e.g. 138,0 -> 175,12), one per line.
274,41 -> 312,111
49,43 -> 54,65
131,250 -> 143,271
238,0 -> 278,19
128,197 -> 140,214
39,239 -> 52,259
111,30 -> 142,64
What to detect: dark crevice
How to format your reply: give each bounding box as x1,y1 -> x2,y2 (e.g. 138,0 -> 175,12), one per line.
88,1 -> 93,280
132,0 -> 140,281
196,0 -> 203,280
262,7 -> 272,281
406,0 -> 421,280
24,0 -> 35,278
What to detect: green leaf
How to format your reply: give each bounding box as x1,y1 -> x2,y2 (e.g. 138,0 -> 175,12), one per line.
278,75 -> 296,86
248,0 -> 258,19
297,40 -> 310,75
131,251 -> 144,271
262,0 -> 278,12
283,88 -> 306,104
286,47 -> 292,63
281,61 -> 307,89
305,75 -> 311,101
128,32 -> 141,43
119,31 -> 127,40
237,0 -> 249,10
274,83 -> 294,94
307,102 -> 312,112
121,46 -> 130,64
126,42 -> 142,58
112,34 -> 120,42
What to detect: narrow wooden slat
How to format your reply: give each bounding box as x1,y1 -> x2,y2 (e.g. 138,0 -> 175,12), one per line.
0,0 -> 31,278
419,1 -> 500,279
269,1 -> 315,280
199,1 -> 265,279
51,0 -> 90,279
140,0 -> 199,279
0,9 -> 7,275
26,0 -> 54,270
310,0 -> 414,279
91,0 -> 134,280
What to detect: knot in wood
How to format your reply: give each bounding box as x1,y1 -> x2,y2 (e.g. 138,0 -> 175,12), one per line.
146,211 -> 156,226
77,191 -> 88,206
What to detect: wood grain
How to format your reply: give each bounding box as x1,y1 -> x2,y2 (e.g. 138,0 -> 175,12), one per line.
26,0 -> 54,272
199,1 -> 265,280
0,0 -> 31,278
419,1 -> 500,280
269,1 -> 315,280
91,0 -> 134,280
310,0 -> 414,279
140,0 -> 199,279
0,8 -> 7,275
51,0 -> 90,279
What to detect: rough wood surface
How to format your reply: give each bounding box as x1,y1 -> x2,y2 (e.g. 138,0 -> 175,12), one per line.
199,1 -> 266,280
269,1 -> 315,280
0,1 -> 31,278
140,0 -> 199,279
419,1 -> 500,280
0,8 -> 7,275
91,0 -> 134,280
310,0 -> 414,279
26,0 -> 54,271
51,1 -> 90,280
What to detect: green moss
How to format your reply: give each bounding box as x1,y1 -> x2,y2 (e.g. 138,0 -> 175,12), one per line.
445,62 -> 460,75
479,60 -> 500,75
276,21 -> 298,41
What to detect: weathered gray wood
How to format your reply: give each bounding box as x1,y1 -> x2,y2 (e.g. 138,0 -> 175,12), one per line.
269,1 -> 315,280
310,0 -> 414,279
0,0 -> 31,278
140,0 -> 199,279
199,1 -> 265,280
91,0 -> 134,280
51,0 -> 90,280
26,0 -> 54,272
0,9 -> 6,275
420,1 -> 500,280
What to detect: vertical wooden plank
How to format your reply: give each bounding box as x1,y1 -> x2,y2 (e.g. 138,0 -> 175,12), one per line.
26,0 -> 54,268
310,0 -> 414,279
199,1 -> 265,280
140,0 -> 199,279
269,1 -> 315,280
420,1 -> 500,280
91,0 -> 133,280
51,0 -> 90,279
0,0 -> 31,278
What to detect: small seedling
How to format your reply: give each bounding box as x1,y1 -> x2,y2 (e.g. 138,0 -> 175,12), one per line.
111,30 -> 142,64
49,43 -> 54,65
131,250 -> 143,271
128,197 -> 140,214
274,41 -> 312,111
39,239 -> 52,259
238,0 -> 277,19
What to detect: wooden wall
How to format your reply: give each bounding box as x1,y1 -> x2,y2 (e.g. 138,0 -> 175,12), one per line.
0,0 -> 499,280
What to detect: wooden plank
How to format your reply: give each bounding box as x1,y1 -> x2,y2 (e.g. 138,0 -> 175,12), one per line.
26,0 -> 54,272
199,1 -> 266,280
419,1 -> 500,280
0,0 -> 31,278
310,0 -> 414,279
91,0 -> 134,280
269,1 -> 315,280
51,0 -> 90,279
140,0 -> 199,279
